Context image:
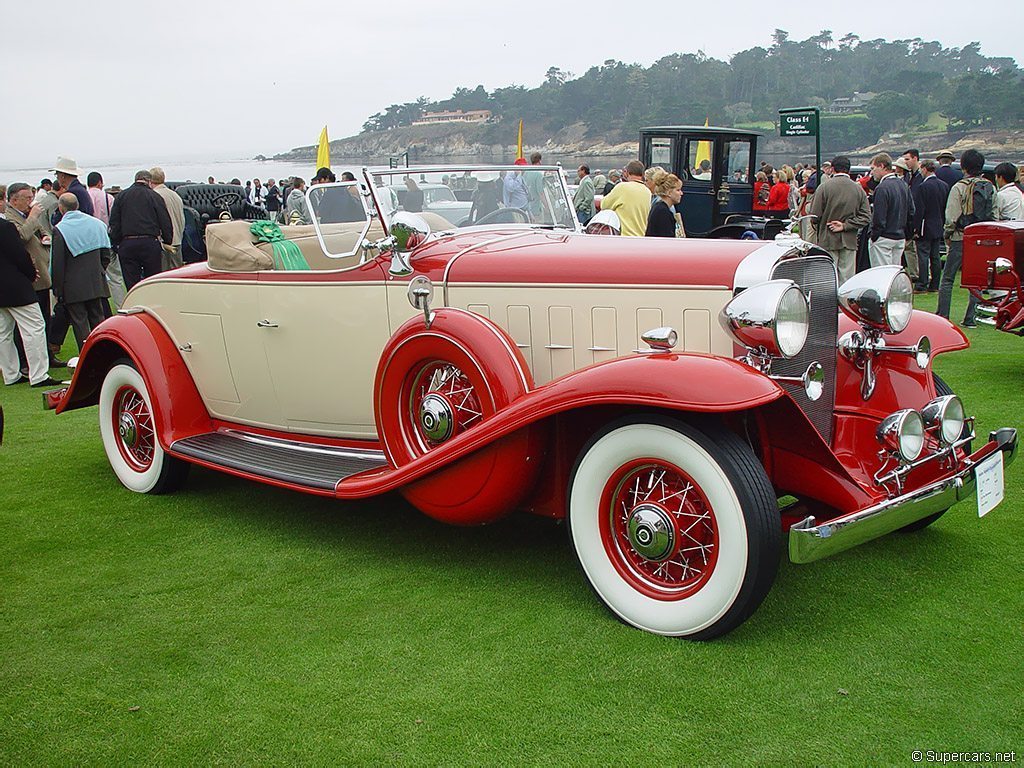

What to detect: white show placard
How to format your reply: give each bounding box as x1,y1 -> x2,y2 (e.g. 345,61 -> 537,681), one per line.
975,451 -> 1004,518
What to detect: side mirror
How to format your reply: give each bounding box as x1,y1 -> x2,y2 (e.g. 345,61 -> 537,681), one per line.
386,211 -> 431,277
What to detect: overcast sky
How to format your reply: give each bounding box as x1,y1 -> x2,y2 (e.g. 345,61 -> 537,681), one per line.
1,0 -> 1020,168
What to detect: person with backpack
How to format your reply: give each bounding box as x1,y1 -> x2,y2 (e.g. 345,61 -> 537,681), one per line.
937,149 -> 995,328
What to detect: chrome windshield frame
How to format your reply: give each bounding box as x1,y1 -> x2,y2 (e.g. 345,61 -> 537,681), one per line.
303,180 -> 373,259
362,165 -> 581,237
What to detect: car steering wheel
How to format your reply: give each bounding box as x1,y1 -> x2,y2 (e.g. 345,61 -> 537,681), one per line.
211,191 -> 243,209
471,207 -> 532,227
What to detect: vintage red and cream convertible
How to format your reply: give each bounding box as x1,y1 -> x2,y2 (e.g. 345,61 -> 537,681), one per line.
48,165 -> 1016,639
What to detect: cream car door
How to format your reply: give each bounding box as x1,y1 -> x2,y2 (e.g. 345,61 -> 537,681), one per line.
255,182 -> 386,438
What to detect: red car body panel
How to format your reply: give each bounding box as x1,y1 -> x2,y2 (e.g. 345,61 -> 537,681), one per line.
961,221 -> 1024,334
56,313 -> 212,447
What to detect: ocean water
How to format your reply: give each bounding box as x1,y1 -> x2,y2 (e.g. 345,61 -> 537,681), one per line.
0,154 -> 647,191
0,159 -> 334,190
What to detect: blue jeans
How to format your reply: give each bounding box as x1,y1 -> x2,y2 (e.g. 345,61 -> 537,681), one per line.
936,239 -> 978,324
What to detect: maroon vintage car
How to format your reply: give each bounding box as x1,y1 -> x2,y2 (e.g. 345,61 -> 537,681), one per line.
45,165 -> 1017,639
961,220 -> 1024,334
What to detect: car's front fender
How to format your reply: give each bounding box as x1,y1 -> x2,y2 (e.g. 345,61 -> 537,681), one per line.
341,352 -> 789,498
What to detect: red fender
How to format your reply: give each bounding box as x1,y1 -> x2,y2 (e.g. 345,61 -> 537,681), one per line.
55,313 -> 211,450
374,308 -> 542,525
344,352 -> 795,499
835,310 -> 969,420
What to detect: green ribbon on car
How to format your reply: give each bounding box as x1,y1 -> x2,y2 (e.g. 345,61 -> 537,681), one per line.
250,220 -> 309,270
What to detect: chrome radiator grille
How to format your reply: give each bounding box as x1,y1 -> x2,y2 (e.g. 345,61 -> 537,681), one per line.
770,254 -> 838,444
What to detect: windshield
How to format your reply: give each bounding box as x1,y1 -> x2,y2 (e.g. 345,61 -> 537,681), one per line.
304,181 -> 372,258
370,166 -> 578,232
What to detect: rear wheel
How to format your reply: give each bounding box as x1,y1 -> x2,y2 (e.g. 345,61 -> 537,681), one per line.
99,360 -> 189,494
567,415 -> 780,639
899,374 -> 970,532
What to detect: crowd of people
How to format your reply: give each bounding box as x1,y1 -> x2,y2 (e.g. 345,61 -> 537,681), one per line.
1,157 -> 184,387
4,148 -> 1023,389
572,147 -> 1023,329
806,148 -> 1023,327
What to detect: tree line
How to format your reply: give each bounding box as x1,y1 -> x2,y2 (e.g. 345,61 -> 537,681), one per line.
361,31 -> 1022,150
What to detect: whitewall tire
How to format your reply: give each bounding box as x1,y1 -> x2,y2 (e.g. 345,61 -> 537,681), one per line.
99,361 -> 188,494
568,416 -> 779,639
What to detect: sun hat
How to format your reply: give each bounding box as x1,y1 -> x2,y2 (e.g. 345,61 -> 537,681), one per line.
50,156 -> 82,176
935,150 -> 956,161
893,157 -> 911,172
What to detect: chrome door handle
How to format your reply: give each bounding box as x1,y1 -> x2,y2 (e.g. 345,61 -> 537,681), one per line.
178,343 -> 193,352
257,319 -> 279,328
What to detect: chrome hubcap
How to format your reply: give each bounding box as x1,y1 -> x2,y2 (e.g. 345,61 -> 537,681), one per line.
626,503 -> 675,561
118,412 -> 138,447
419,393 -> 454,443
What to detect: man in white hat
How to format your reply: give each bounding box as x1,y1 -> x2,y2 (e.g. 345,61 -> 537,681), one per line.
51,157 -> 94,218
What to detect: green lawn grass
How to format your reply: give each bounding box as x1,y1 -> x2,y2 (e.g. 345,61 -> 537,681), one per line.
2,286 -> 1021,765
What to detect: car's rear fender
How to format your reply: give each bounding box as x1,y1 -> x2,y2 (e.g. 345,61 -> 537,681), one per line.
56,313 -> 211,449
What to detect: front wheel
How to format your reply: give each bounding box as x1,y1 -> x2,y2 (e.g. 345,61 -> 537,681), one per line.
99,360 -> 189,494
567,416 -> 780,639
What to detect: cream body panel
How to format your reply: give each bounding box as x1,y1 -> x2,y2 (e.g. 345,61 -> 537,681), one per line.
257,281 -> 390,438
125,279 -> 283,426
445,284 -> 734,384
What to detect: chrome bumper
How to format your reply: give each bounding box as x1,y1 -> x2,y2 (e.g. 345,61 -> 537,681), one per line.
789,427 -> 1018,564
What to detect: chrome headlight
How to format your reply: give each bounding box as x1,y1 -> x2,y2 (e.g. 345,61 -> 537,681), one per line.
720,279 -> 809,359
921,395 -> 965,446
877,409 -> 925,462
838,266 -> 914,334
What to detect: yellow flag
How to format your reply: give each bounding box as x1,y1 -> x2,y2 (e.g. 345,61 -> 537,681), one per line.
316,125 -> 330,171
694,118 -> 711,172
516,119 -> 524,161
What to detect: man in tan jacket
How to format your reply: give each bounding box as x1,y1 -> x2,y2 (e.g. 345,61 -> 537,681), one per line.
810,156 -> 871,283
151,167 -> 185,271
5,183 -> 64,367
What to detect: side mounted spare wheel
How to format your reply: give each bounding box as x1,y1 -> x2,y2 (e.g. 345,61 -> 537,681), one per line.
568,415 -> 780,639
99,359 -> 189,494
375,309 -> 539,525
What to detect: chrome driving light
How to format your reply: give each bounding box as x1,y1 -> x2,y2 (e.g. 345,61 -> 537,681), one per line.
720,279 -> 809,359
877,409 -> 925,462
838,266 -> 914,334
641,326 -> 678,353
921,395 -> 965,446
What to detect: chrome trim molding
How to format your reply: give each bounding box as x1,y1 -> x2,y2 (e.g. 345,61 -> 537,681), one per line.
789,427 -> 1017,563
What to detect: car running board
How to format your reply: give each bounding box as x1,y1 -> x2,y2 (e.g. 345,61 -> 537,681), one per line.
170,430 -> 388,491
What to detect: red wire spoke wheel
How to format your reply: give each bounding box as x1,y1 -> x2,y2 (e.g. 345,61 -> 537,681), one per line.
111,385 -> 157,472
99,361 -> 189,494
599,458 -> 720,600
403,360 -> 485,455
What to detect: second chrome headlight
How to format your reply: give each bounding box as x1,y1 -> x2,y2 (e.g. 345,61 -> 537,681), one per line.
838,265 -> 914,334
721,279 -> 809,359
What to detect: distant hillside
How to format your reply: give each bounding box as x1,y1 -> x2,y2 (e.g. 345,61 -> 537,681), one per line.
272,31 -> 1023,164
272,121 -> 1024,166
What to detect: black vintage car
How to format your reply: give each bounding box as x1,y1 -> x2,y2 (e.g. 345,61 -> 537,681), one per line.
174,183 -> 268,263
639,126 -> 790,240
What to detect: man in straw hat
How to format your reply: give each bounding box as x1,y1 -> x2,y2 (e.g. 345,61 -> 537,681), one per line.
50,157 -> 94,218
